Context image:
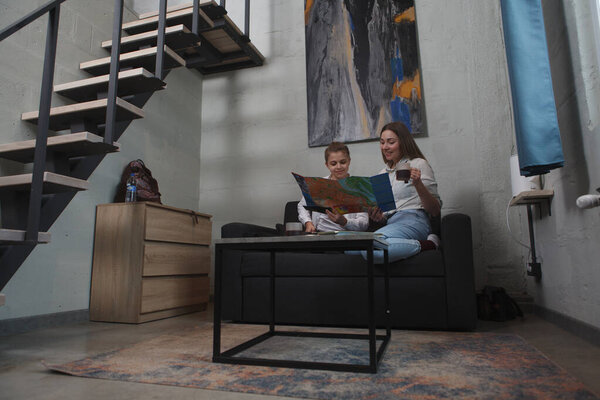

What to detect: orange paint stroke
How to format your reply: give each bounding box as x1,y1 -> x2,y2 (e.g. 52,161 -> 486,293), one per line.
392,69 -> 421,100
305,0 -> 315,25
394,6 -> 415,23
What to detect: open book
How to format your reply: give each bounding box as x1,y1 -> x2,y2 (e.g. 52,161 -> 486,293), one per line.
292,172 -> 396,215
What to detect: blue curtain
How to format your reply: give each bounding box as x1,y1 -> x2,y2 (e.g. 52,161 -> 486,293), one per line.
501,0 -> 564,176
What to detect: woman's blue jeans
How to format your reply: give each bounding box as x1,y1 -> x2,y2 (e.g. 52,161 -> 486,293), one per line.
348,209 -> 431,263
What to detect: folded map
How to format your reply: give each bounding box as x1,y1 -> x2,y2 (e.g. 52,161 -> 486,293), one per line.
292,172 -> 396,215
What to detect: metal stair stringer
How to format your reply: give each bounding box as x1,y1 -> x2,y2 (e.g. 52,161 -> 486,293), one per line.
0,86 -> 162,291
1,0 -> 265,292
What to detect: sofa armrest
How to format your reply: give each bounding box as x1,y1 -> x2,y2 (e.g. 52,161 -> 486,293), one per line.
219,223 -> 278,320
218,249 -> 244,321
441,213 -> 477,330
221,222 -> 279,238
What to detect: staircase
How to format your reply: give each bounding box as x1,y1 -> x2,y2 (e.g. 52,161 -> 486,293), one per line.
0,0 -> 264,291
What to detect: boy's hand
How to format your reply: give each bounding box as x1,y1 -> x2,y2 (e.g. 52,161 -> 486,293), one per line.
368,207 -> 385,222
304,222 -> 317,233
326,209 -> 347,226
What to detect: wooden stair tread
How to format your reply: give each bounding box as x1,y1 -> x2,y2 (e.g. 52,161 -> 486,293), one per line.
102,24 -> 200,53
143,16 -> 261,74
201,21 -> 243,53
21,98 -> 144,132
0,229 -> 51,244
54,68 -> 165,102
0,132 -> 120,163
123,5 -> 263,74
123,1 -> 221,35
183,16 -> 264,73
0,171 -> 88,193
80,46 -> 185,76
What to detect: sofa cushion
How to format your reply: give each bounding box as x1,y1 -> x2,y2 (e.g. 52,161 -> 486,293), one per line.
242,276 -> 448,328
240,250 -> 445,278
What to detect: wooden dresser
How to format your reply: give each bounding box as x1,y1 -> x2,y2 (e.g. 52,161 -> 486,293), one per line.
90,202 -> 211,323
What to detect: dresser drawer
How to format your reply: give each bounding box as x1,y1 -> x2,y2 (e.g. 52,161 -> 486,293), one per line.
143,242 -> 210,276
144,205 -> 211,245
140,276 -> 209,313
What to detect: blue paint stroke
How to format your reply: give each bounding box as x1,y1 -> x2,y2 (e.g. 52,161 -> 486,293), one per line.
390,99 -> 412,132
347,12 -> 355,31
391,49 -> 403,81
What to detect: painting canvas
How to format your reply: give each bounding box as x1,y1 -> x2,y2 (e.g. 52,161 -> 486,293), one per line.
305,0 -> 424,147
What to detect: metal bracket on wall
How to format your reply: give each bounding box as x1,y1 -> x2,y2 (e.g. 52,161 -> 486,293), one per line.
509,189 -> 554,282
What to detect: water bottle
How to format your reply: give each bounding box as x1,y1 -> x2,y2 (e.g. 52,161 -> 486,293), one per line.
125,173 -> 137,202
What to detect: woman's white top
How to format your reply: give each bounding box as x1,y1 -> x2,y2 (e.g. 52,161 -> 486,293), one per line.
297,175 -> 369,232
381,157 -> 440,217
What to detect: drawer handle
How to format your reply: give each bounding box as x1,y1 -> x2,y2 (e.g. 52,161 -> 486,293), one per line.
188,211 -> 199,225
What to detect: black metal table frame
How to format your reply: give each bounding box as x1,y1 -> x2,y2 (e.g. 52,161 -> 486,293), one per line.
213,236 -> 391,373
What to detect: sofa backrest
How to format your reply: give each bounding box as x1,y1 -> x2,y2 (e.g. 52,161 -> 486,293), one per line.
284,201 -> 300,224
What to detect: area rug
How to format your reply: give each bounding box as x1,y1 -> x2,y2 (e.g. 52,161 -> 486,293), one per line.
46,323 -> 598,399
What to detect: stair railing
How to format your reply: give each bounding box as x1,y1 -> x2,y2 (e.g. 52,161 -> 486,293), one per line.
105,0 -> 167,145
0,0 -> 68,243
218,0 -> 251,38
243,0 -> 250,39
192,0 -> 200,34
155,0 -> 168,80
104,0 -> 125,145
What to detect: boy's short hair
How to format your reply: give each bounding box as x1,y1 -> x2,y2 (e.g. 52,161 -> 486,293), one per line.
324,141 -> 350,162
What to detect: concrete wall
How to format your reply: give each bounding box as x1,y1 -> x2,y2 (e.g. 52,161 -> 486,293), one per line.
0,0 -> 203,319
128,0 -> 189,16
200,0 -> 527,294
528,0 -> 600,328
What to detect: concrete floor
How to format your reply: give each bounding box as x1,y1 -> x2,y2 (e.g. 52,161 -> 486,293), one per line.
1,308 -> 599,400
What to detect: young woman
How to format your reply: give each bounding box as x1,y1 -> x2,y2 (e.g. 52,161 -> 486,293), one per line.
298,142 -> 369,233
366,121 -> 441,263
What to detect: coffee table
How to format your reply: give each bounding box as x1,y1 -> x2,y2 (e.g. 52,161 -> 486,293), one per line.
212,233 -> 391,373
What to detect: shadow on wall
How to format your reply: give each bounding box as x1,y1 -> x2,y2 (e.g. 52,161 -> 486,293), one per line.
543,0 -> 590,204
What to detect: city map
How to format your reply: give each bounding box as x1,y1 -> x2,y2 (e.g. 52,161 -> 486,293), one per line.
292,172 -> 396,215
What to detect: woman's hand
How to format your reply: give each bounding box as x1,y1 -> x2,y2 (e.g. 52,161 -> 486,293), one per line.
410,167 -> 441,216
368,207 -> 386,230
410,168 -> 422,186
326,209 -> 347,226
304,221 -> 317,233
368,207 -> 385,223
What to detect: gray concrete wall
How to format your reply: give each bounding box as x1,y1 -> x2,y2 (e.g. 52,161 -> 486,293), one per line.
0,0 -> 203,319
199,0 -> 526,295
128,0 -> 189,16
527,0 -> 600,328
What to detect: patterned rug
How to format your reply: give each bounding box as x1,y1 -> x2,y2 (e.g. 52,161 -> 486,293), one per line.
46,323 -> 598,399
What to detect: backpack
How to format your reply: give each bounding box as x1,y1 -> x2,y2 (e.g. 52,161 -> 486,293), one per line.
114,159 -> 162,203
477,285 -> 523,321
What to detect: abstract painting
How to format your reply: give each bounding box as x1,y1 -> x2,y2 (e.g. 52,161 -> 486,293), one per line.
305,0 -> 424,147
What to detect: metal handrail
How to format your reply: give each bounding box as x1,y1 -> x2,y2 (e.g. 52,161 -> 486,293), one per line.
192,0 -> 200,34
244,0 -> 250,38
106,0 -> 166,144
0,0 -> 68,42
1,0 -> 129,241
1,2 -> 65,242
155,0 -> 168,80
24,5 -> 60,242
104,0 -> 124,145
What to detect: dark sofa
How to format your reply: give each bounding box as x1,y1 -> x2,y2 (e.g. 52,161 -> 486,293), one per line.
220,202 -> 477,331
